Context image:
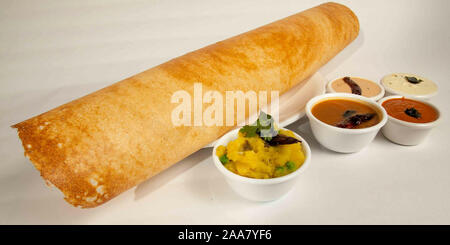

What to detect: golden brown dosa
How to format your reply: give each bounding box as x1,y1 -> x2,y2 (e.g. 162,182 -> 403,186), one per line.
12,2 -> 359,208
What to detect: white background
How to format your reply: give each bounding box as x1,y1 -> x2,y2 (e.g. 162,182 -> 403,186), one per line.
1,0 -> 449,224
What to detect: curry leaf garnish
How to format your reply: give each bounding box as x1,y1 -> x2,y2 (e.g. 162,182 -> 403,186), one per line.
239,111 -> 277,139
343,110 -> 356,118
239,112 -> 300,146
257,111 -> 277,141
336,113 -> 376,129
405,76 -> 423,84
405,107 -> 421,119
239,125 -> 258,137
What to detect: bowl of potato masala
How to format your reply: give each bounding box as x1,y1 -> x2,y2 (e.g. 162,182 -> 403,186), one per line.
213,112 -> 311,202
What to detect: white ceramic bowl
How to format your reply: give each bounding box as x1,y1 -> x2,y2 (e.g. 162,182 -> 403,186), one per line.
380,74 -> 438,100
306,93 -> 388,153
212,128 -> 311,202
326,77 -> 385,101
378,96 -> 441,145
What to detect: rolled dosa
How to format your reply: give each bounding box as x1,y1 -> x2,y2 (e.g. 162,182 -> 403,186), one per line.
12,2 -> 359,208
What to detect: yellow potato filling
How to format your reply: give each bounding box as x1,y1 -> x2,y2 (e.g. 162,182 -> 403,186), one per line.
216,129 -> 305,179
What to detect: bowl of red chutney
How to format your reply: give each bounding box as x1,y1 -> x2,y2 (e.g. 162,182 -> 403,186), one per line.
379,96 -> 440,145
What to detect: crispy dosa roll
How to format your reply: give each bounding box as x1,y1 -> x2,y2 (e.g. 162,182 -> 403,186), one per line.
13,2 -> 359,208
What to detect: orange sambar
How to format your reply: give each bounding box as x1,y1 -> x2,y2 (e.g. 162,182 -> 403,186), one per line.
382,97 -> 438,123
312,99 -> 380,129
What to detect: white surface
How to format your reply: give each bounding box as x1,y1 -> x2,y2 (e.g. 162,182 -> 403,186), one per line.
0,0 -> 449,224
212,128 -> 312,202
